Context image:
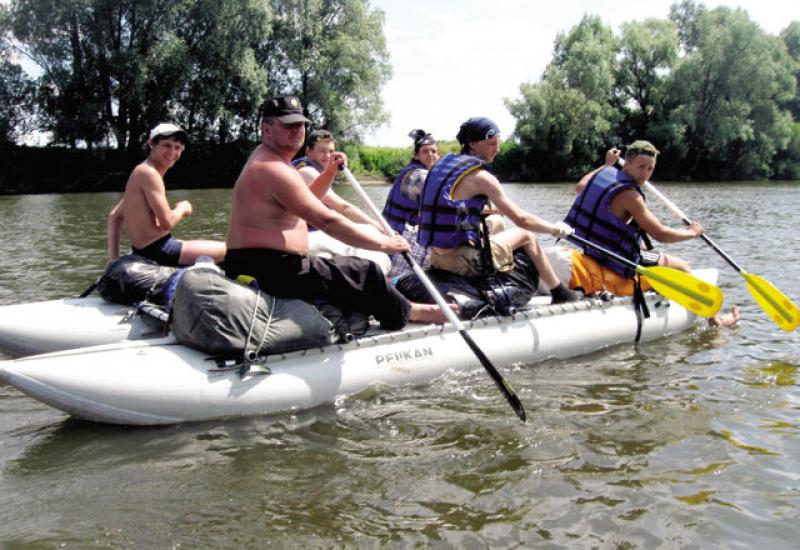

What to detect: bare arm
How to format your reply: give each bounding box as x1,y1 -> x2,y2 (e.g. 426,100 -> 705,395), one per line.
576,148 -> 621,194
107,198 -> 124,259
472,171 -> 562,237
301,152 -> 348,199
299,153 -> 384,232
321,191 -> 384,232
139,169 -> 192,230
272,164 -> 407,254
618,190 -> 703,243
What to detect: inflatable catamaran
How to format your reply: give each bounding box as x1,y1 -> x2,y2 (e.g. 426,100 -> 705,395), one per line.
0,268 -> 717,426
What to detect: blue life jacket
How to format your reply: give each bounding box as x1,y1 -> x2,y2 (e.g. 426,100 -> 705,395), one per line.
418,154 -> 489,248
291,156 -> 325,232
291,156 -> 323,172
382,161 -> 426,232
564,166 -> 646,278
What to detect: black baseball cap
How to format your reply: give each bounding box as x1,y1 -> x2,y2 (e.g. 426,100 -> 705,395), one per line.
260,96 -> 311,124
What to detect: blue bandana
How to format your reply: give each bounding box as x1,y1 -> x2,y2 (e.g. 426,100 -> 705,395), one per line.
456,117 -> 500,146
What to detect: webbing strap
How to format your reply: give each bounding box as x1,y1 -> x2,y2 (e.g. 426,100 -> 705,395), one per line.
632,275 -> 650,343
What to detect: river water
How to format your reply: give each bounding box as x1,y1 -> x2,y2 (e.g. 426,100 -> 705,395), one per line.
0,182 -> 798,548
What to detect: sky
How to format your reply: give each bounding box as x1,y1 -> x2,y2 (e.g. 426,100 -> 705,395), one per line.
364,0 -> 800,147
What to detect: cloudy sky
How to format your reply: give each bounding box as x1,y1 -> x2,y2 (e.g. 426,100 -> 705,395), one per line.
365,0 -> 800,146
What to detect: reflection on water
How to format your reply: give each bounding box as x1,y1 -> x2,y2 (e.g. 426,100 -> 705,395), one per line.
1,183 -> 799,546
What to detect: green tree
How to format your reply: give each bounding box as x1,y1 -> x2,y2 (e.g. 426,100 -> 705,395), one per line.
9,0 -> 270,150
507,69 -> 611,180
669,0 -> 706,53
616,18 -> 678,139
173,0 -> 271,144
266,0 -> 391,141
0,5 -> 35,144
780,21 -> 800,119
553,15 -> 617,101
775,22 -> 800,178
664,6 -> 795,179
507,15 -> 617,180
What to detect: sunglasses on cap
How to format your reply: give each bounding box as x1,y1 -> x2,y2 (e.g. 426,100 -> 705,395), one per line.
625,141 -> 659,158
627,147 -> 657,157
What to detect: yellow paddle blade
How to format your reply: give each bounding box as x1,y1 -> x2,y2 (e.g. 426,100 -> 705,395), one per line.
636,265 -> 724,318
742,271 -> 799,332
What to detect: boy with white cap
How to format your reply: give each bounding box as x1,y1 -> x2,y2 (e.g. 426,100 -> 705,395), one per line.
107,122 -> 226,266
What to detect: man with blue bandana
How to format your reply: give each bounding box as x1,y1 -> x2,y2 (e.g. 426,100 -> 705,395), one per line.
417,117 -> 582,304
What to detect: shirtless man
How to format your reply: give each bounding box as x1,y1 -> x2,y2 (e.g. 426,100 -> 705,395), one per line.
223,95 -> 452,328
107,123 -> 226,266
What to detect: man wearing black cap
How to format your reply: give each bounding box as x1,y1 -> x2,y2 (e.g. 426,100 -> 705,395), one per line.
416,117 -> 582,304
224,96 -> 454,328
107,122 -> 226,266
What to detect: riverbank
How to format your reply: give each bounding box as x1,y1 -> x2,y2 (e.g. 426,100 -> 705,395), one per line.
0,142 -> 401,195
0,142 -> 255,195
4,142 -> 798,195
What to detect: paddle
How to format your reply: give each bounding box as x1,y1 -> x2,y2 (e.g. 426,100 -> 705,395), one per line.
339,166 -> 527,422
78,279 -> 99,298
567,233 -> 724,318
641,181 -> 799,332
616,158 -> 798,331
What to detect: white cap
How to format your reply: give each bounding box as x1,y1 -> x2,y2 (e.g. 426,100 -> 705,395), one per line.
149,123 -> 188,142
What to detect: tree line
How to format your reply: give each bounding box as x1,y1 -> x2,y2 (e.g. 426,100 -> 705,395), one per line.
505,1 -> 800,181
1,0 -> 799,193
0,0 -> 389,151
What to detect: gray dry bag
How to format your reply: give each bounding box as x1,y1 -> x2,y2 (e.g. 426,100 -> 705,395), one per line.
170,267 -> 335,359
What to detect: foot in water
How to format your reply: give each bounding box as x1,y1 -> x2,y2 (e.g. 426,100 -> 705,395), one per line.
550,283 -> 584,304
409,302 -> 460,324
708,305 -> 740,328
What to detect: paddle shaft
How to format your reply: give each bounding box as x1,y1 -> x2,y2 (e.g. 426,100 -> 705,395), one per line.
615,157 -> 742,273
643,181 -> 743,273
78,280 -> 98,298
567,233 -> 640,271
641,178 -> 798,330
340,166 -> 527,421
567,231 -> 723,316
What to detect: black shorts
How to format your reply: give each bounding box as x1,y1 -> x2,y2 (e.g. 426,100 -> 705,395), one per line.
224,248 -> 411,330
132,234 -> 183,266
